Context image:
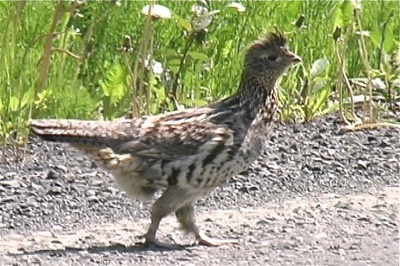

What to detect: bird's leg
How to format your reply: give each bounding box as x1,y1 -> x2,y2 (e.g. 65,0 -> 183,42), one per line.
143,211 -> 174,248
142,188 -> 186,249
175,204 -> 239,246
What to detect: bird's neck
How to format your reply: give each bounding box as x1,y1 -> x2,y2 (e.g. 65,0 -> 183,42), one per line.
236,72 -> 279,124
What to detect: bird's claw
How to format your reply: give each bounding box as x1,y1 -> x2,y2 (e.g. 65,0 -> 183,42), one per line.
137,234 -> 185,250
195,231 -> 239,246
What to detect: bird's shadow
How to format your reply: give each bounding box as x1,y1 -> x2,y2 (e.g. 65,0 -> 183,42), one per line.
10,242 -> 192,257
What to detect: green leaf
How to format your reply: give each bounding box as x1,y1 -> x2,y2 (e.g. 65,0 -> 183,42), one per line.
333,4 -> 343,28
286,1 -> 302,18
313,79 -> 328,91
189,51 -> 209,61
311,58 -> 330,77
164,48 -> 180,60
311,86 -> 331,114
152,86 -> 166,100
167,58 -> 181,74
222,40 -> 233,58
340,0 -> 354,27
34,89 -> 52,107
175,15 -> 192,32
100,63 -> 126,104
383,32 -> 395,53
9,96 -> 20,112
370,26 -> 395,53
370,28 -> 382,48
333,0 -> 354,28
21,88 -> 35,108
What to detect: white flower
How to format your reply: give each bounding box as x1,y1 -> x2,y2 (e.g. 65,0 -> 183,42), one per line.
191,5 -> 208,16
227,2 -> 245,12
141,4 -> 172,19
144,56 -> 164,75
192,10 -> 220,32
371,78 -> 385,90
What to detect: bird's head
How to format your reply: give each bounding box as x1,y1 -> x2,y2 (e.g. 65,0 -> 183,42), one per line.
244,32 -> 302,79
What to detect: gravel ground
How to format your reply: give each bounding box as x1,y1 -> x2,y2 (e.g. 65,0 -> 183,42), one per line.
0,115 -> 399,265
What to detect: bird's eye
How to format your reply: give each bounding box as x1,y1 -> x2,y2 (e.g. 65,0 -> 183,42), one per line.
267,54 -> 278,61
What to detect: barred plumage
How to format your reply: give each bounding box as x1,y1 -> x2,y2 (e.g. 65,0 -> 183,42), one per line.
31,32 -> 301,248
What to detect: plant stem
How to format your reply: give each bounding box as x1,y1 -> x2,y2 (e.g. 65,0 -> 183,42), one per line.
36,1 -> 65,93
171,32 -> 195,102
354,8 -> 374,123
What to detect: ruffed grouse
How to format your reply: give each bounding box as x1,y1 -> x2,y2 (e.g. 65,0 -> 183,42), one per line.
31,32 -> 301,248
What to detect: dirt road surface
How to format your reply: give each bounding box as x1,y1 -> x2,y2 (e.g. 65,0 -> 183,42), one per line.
0,116 -> 399,265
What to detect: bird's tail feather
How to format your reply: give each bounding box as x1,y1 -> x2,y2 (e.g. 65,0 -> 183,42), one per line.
30,119 -> 126,146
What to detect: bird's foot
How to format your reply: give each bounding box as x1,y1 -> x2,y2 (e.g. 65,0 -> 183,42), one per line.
139,234 -> 184,250
195,231 -> 239,246
145,239 -> 184,249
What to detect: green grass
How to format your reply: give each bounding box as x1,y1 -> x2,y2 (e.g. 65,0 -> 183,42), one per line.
0,0 -> 399,144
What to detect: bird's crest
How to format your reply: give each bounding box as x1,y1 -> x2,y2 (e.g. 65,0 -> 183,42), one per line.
250,31 -> 287,50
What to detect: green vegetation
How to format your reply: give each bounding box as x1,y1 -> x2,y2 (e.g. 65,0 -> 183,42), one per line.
0,0 -> 399,144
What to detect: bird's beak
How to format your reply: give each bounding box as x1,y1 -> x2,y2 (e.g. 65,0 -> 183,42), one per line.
286,51 -> 302,64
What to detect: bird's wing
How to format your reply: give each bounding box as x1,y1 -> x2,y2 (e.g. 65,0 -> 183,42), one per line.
116,120 -> 234,160
31,107 -> 236,160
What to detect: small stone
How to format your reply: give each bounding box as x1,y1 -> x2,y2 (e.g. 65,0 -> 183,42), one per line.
249,185 -> 259,191
4,172 -> 17,178
46,170 -> 60,180
357,160 -> 369,169
86,190 -> 96,197
334,201 -> 352,210
87,195 -> 99,202
55,165 -> 68,173
256,219 -> 270,226
47,187 -> 62,195
91,180 -> 104,186
0,179 -> 20,188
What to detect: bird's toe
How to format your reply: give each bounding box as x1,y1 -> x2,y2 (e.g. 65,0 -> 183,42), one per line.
195,231 -> 239,246
138,234 -> 185,250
